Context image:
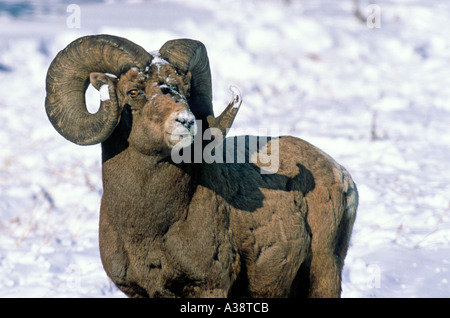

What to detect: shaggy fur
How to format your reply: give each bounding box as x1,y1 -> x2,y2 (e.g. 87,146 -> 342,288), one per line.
99,133 -> 357,297
45,35 -> 358,298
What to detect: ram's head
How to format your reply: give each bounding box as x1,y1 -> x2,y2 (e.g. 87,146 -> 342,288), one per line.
45,35 -> 239,157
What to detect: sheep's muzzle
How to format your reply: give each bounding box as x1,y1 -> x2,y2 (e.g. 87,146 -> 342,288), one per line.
165,109 -> 198,150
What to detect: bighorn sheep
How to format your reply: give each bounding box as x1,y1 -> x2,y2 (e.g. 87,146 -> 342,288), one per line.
45,35 -> 358,298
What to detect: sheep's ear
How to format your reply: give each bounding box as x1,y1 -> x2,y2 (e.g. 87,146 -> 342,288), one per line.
90,72 -> 118,90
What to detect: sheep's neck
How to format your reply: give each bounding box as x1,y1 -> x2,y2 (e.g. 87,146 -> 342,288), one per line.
101,147 -> 198,239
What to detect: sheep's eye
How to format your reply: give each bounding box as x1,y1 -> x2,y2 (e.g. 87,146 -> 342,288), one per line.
128,89 -> 140,98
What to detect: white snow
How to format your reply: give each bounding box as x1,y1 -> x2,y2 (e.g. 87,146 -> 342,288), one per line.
150,50 -> 169,69
1,0 -> 450,298
152,56 -> 169,67
104,73 -> 117,79
99,84 -> 110,102
175,109 -> 196,127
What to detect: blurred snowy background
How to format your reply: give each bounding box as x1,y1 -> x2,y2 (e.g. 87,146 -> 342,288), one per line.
0,0 -> 449,297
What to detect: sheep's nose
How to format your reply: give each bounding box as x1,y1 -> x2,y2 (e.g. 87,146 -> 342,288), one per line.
175,110 -> 196,130
176,117 -> 194,129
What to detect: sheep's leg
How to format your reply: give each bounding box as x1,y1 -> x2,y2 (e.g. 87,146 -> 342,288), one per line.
305,207 -> 344,297
305,168 -> 358,298
308,251 -> 342,297
99,206 -> 143,297
308,194 -> 357,298
307,205 -> 353,298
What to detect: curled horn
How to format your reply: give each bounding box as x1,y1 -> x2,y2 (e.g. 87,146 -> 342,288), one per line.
159,39 -> 214,129
45,34 -> 152,145
159,39 -> 241,139
207,86 -> 242,138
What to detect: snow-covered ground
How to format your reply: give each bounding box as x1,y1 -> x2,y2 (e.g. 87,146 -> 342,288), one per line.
0,0 -> 449,297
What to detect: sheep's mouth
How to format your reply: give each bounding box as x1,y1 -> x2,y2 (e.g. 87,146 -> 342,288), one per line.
165,131 -> 194,148
164,110 -> 197,149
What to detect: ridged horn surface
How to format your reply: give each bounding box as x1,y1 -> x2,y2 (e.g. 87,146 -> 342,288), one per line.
159,39 -> 214,126
45,34 -> 152,145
